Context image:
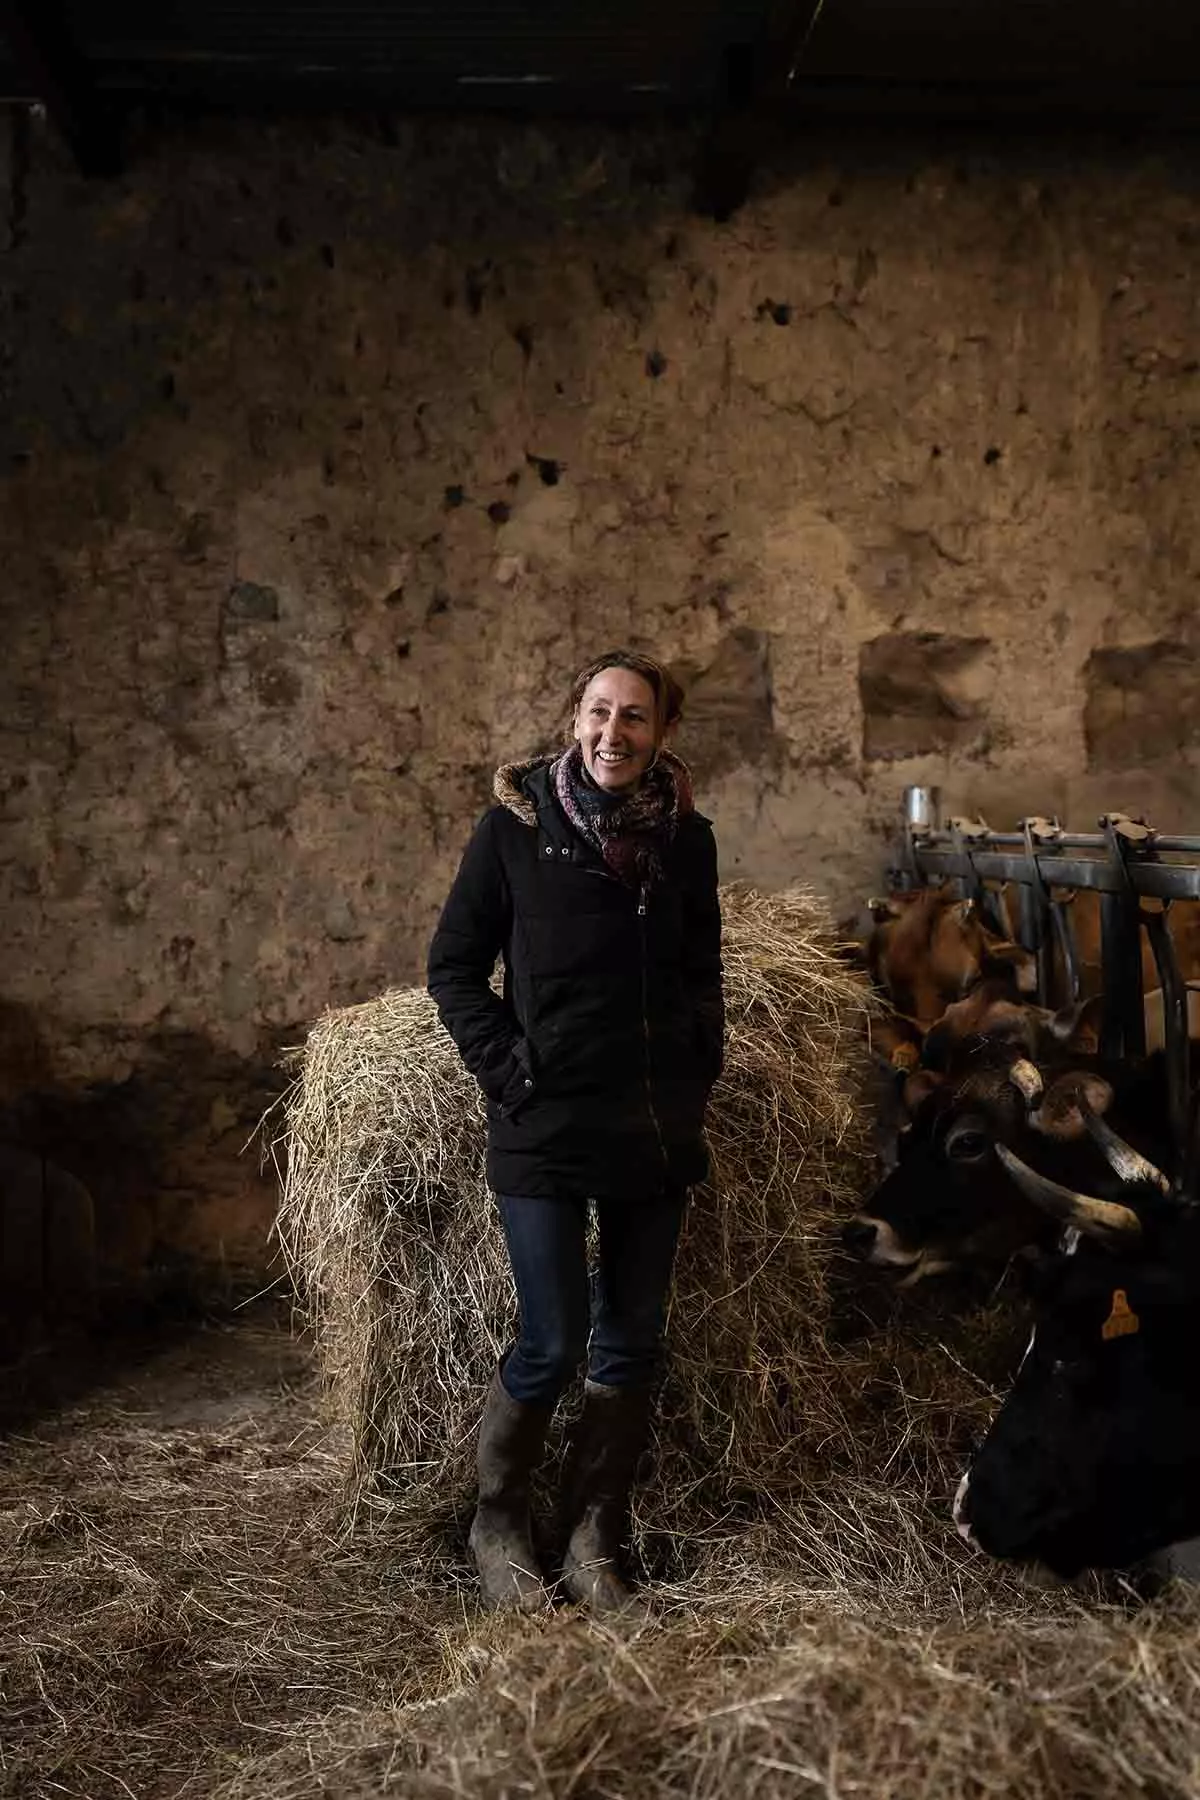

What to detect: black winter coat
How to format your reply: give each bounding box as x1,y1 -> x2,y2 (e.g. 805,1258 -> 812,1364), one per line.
427,757 -> 724,1200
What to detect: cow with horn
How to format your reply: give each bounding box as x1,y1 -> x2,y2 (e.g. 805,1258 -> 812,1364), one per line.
953,1097 -> 1200,1576
843,983 -> 1180,1284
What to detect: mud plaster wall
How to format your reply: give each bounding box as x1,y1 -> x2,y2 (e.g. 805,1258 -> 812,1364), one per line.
2,116 -> 1199,1279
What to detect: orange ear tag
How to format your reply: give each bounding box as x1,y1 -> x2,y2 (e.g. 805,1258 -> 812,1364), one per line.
1101,1289 -> 1140,1341
891,1043 -> 920,1072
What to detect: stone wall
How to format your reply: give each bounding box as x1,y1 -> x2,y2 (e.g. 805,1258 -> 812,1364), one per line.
2,113 -> 1198,1277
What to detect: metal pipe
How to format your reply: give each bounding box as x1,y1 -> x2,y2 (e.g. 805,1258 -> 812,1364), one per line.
1099,890 -> 1142,1059
1143,906 -> 1190,1169
1049,898 -> 1081,1002
913,829 -> 1200,856
911,849 -> 1200,902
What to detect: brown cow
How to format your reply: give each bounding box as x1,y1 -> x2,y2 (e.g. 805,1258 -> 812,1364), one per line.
867,884 -> 1200,1064
866,888 -> 1036,1030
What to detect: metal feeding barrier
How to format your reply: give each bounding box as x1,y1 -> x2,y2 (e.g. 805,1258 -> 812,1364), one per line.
887,787 -> 1200,1185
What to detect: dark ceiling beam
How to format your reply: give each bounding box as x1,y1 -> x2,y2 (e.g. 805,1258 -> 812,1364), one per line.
0,1 -> 122,173
692,0 -> 821,220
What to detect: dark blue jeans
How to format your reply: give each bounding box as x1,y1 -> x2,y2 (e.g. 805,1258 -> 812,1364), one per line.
495,1192 -> 687,1405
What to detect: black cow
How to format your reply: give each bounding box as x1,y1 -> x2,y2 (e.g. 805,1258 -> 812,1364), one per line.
845,991 -> 1176,1283
953,1128 -> 1200,1575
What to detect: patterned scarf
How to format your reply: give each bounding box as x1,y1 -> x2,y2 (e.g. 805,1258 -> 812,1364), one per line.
550,741 -> 694,889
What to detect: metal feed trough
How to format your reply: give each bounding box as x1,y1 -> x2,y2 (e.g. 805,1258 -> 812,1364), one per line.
886,793 -> 1200,1184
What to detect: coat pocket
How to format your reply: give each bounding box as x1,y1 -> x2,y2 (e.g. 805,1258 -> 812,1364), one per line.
489,1037 -> 539,1122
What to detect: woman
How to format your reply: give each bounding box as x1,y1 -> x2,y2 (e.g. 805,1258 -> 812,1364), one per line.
427,648 -> 724,1615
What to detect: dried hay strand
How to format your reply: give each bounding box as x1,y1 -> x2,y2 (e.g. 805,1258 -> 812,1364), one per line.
0,1309 -> 467,1800
653,887 -> 874,1523
207,1578 -> 1200,1800
273,981 -> 502,1501
272,883 -> 876,1520
7,1299 -> 1195,1800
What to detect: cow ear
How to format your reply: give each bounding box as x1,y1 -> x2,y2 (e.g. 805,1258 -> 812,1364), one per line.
1032,1071 -> 1116,1139
980,936 -> 1038,995
1045,994 -> 1104,1054
868,894 -> 905,922
949,898 -> 975,928
869,1015 -> 923,1073
902,1067 -> 944,1112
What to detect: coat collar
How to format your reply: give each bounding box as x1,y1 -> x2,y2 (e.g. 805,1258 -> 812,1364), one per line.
493,754 -> 555,828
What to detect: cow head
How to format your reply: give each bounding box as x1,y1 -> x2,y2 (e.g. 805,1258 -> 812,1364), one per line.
847,992 -> 1120,1282
867,889 -> 1036,1030
954,1135 -> 1200,1575
845,1060 -> 1068,1281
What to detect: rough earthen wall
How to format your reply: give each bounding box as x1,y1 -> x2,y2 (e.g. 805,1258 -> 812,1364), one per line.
2,116 -> 1198,1276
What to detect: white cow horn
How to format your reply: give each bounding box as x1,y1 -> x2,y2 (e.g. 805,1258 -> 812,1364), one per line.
995,1144 -> 1143,1244
1008,1059 -> 1043,1105
1080,1110 -> 1170,1195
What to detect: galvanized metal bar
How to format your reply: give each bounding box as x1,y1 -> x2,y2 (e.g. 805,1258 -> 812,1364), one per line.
1143,905 -> 1190,1167
1099,816 -> 1147,1062
911,828 -> 1200,856
1049,897 -> 1082,1002
1099,890 -> 1144,1058
1018,858 -> 1047,1001
909,848 -> 1200,901
1016,884 -> 1045,1001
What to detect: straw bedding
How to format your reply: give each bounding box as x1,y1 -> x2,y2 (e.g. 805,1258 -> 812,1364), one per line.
208,1594 -> 1200,1800
9,880 -> 1200,1798
7,1307 -> 1200,1800
0,1312 -> 467,1800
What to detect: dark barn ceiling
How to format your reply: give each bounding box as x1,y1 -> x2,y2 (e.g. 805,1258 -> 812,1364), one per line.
0,1 -> 1197,182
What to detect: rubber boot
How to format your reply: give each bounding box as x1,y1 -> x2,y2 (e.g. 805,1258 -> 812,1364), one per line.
561,1379 -> 655,1616
468,1364 -> 555,1612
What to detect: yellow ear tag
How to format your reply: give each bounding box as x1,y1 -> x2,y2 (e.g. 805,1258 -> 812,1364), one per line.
1101,1289 -> 1140,1341
891,1043 -> 920,1072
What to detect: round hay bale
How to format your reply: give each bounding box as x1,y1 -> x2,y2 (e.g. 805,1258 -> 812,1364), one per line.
273,883 -> 876,1525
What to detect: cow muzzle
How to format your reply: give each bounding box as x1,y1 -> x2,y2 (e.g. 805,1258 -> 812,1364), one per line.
841,1215 -> 919,1268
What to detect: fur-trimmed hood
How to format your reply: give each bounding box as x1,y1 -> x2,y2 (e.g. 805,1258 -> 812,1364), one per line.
493,754 -> 554,827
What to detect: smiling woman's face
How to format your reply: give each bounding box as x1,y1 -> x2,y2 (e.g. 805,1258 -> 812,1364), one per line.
573,666 -> 660,792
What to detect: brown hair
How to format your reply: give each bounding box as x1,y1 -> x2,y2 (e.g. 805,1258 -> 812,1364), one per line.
569,648 -> 685,739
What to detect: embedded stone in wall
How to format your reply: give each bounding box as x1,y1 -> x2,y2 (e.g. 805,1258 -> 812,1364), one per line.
859,632 -> 992,762
1084,642 -> 1200,768
675,627 -> 783,782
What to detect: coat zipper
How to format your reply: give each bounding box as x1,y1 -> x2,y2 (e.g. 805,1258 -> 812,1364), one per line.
557,847 -> 669,1173
638,881 -> 670,1175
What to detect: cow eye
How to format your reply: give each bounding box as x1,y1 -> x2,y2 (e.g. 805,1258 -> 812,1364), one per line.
946,1128 -> 990,1163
